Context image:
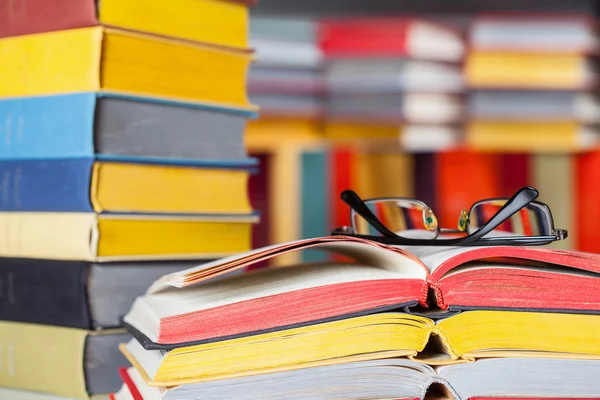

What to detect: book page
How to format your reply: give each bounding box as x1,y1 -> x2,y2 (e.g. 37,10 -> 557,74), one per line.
400,244 -> 600,281
148,236 -> 428,294
437,358 -> 600,399
141,261 -> 418,317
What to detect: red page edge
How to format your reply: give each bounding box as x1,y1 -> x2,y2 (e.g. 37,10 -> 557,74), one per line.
427,246 -> 600,309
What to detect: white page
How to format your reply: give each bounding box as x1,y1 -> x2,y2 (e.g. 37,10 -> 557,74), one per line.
148,237 -> 428,294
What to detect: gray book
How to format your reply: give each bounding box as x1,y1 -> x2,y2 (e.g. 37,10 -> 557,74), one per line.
327,93 -> 462,123
249,93 -> 323,117
471,17 -> 598,52
85,331 -> 132,395
248,66 -> 324,94
95,95 -> 252,164
115,357 -> 600,400
87,261 -> 202,328
469,90 -> 600,122
325,58 -> 463,94
250,17 -> 318,43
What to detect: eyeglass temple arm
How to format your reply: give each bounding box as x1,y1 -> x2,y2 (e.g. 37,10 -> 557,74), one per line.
459,186 -> 539,245
340,190 -> 398,238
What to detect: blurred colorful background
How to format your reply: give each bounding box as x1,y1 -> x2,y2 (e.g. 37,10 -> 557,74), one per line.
245,0 -> 600,265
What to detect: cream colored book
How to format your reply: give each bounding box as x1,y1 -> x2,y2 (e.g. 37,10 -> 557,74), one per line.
0,212 -> 257,261
0,322 -> 128,399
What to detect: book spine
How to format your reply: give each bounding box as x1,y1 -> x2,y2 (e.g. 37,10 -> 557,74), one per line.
0,212 -> 97,260
0,93 -> 96,159
428,281 -> 447,309
0,0 -> 97,38
0,159 -> 94,212
0,259 -> 92,329
0,27 -> 102,98
301,149 -> 330,262
576,150 -> 600,252
0,321 -> 89,399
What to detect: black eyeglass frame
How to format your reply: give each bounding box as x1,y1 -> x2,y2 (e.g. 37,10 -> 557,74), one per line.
331,186 -> 568,246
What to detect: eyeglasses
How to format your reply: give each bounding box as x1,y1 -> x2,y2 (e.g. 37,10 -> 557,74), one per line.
331,186 -> 568,246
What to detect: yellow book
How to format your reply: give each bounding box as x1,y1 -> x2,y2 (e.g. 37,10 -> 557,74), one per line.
0,27 -> 255,110
324,121 -> 400,141
122,313 -> 433,386
465,52 -> 591,89
0,212 -> 257,261
467,121 -> 598,152
0,322 -> 127,399
433,311 -> 600,361
121,310 -> 600,387
530,154 -> 576,250
99,0 -> 250,50
355,152 -> 415,199
245,117 -> 323,152
91,162 -> 252,214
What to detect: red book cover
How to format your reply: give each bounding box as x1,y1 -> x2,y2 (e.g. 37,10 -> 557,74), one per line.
0,0 -> 97,38
499,154 -> 530,195
330,147 -> 357,231
318,17 -> 464,61
247,153 -> 271,269
319,18 -> 411,57
576,150 -> 600,253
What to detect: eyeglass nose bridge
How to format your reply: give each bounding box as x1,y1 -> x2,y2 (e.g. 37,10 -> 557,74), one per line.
423,208 -> 438,232
457,209 -> 469,232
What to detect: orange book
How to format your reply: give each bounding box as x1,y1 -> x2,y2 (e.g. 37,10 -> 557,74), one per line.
437,150 -> 502,227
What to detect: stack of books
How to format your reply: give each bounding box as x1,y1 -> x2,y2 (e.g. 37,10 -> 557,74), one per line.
0,0 -> 258,398
465,14 -> 600,151
113,235 -> 600,399
248,17 -> 324,119
318,17 -> 465,148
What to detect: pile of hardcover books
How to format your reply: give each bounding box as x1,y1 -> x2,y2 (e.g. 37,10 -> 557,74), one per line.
0,0 -> 258,398
248,16 -> 324,119
113,233 -> 600,399
465,14 -> 600,151
318,17 -> 465,148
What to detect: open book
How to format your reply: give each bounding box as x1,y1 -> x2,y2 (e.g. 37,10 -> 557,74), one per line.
120,309 -> 600,387
123,235 -> 600,349
113,357 -> 600,400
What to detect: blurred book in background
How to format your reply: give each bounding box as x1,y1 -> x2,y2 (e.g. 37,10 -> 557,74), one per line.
245,11 -> 600,256
465,14 -> 600,151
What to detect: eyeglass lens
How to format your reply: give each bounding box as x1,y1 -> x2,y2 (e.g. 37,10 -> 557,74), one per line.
351,199 -> 439,239
467,200 -> 554,237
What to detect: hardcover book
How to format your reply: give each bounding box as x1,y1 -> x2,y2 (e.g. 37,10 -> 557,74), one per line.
0,258 -> 201,329
122,236 -> 600,350
318,18 -> 464,62
0,322 -> 129,399
0,27 -> 256,109
0,212 -> 257,261
0,93 -> 256,164
121,309 -> 600,386
112,357 -> 600,400
0,0 -> 252,50
0,159 -> 253,214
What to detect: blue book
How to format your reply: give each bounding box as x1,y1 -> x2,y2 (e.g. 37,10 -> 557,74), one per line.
301,150 -> 330,262
0,92 -> 258,167
0,158 -> 258,213
0,158 -> 94,212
